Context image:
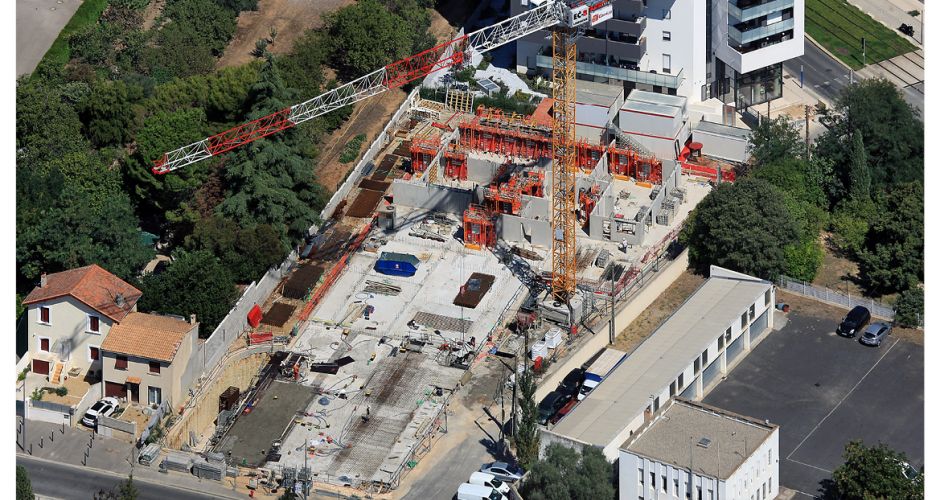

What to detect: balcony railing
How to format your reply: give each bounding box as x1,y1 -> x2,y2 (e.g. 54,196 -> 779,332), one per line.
535,55 -> 684,89
728,0 -> 794,22
729,18 -> 794,44
604,16 -> 647,37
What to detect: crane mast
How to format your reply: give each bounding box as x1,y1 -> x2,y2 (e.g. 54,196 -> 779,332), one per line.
151,0 -> 613,315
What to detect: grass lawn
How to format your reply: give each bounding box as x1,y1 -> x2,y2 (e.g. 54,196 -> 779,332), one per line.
805,0 -> 916,69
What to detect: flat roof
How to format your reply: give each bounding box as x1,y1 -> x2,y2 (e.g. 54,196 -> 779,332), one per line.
621,100 -> 680,118
551,270 -> 771,448
628,90 -> 687,108
694,120 -> 751,140
577,80 -> 623,107
478,78 -> 500,93
622,399 -> 777,480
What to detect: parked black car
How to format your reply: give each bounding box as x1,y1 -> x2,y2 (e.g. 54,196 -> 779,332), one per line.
557,368 -> 584,399
537,391 -> 569,425
837,306 -> 871,337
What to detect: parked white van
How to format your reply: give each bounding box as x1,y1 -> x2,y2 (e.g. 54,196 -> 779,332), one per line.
456,482 -> 507,500
469,471 -> 511,495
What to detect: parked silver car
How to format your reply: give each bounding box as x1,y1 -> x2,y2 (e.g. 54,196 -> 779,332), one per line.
859,322 -> 891,346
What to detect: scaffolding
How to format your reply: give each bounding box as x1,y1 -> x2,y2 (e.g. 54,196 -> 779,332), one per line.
443,144 -> 468,181
409,133 -> 439,174
483,169 -> 545,215
445,88 -> 474,114
609,146 -> 663,184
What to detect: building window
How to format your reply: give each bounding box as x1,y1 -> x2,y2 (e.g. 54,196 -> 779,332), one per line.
639,466 -> 644,485
718,334 -> 725,350
765,289 -> 771,305
39,337 -> 50,352
694,358 -> 701,375
675,478 -> 679,494
741,312 -> 748,328
87,315 -> 100,333
670,381 -> 677,396
663,54 -> 671,73
89,346 -> 100,361
39,306 -> 50,324
651,472 -> 656,489
654,397 -> 660,411
148,386 -> 162,405
763,482 -> 767,498
149,361 -> 161,374
769,449 -> 773,464
663,31 -> 671,41
750,304 -> 756,320
725,327 -> 732,342
702,349 -> 709,366
115,355 -> 128,370
663,8 -> 671,19
662,475 -> 667,492
678,373 -> 684,389
697,486 -> 702,500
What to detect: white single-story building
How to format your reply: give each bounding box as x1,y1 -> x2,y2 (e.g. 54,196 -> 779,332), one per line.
542,265 -> 775,460
620,398 -> 780,500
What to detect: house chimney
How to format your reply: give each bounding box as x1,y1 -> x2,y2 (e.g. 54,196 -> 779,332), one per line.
190,314 -> 197,325
40,273 -> 48,288
115,293 -> 125,308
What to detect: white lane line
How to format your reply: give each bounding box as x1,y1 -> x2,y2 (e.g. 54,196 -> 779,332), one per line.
786,337 -> 900,461
788,457 -> 834,474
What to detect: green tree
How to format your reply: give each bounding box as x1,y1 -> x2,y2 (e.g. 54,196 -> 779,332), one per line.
893,287 -> 923,328
324,0 -> 417,80
16,465 -> 34,500
520,444 -> 616,500
513,369 -> 540,469
751,157 -> 827,209
783,239 -> 824,282
748,115 -> 805,167
829,197 -> 878,257
816,78 -> 923,200
78,80 -> 143,147
216,57 -> 328,247
681,178 -> 801,280
186,216 -> 288,283
138,250 -> 239,336
161,0 -> 237,56
847,132 -> 871,202
856,182 -> 923,294
832,440 -> 922,500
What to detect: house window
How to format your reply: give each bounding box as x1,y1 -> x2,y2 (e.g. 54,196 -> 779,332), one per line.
662,475 -> 667,492
675,478 -> 679,495
697,486 -> 702,500
87,315 -> 100,333
670,381 -> 677,396
765,289 -> 771,305
115,355 -> 128,370
663,8 -> 671,19
148,386 -> 162,405
678,373 -> 684,389
663,31 -> 671,41
750,304 -> 756,320
694,358 -> 701,375
702,349 -> 709,366
89,346 -> 100,361
654,397 -> 660,411
39,307 -> 50,324
39,338 -> 50,352
639,466 -> 644,485
741,312 -> 748,328
149,361 -> 161,374
725,327 -> 732,342
651,472 -> 656,489
662,54 -> 672,73
718,334 -> 725,350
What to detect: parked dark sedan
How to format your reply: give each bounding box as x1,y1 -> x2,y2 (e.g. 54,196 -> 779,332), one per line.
837,306 -> 871,338
537,391 -> 569,425
557,368 -> 584,399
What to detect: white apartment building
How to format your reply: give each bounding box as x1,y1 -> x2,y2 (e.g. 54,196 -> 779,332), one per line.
620,398 -> 780,500
513,0 -> 803,111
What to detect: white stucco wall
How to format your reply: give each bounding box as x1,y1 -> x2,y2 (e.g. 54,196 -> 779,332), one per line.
27,296 -> 121,373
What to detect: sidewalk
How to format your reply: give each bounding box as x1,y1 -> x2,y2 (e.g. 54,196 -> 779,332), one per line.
16,418 -> 243,499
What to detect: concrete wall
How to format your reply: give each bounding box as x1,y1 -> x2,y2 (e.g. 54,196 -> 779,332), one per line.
467,156 -> 502,184
26,405 -> 72,425
498,214 -> 551,247
391,181 -> 474,215
28,296 -> 119,373
97,415 -> 137,443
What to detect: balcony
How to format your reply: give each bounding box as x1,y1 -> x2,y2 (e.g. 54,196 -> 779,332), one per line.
535,55 -> 684,89
728,0 -> 794,22
575,34 -> 647,62
604,16 -> 647,38
729,17 -> 794,45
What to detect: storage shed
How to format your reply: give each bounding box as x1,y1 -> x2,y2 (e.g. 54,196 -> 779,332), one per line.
619,91 -> 690,160
692,120 -> 752,164
374,252 -> 420,277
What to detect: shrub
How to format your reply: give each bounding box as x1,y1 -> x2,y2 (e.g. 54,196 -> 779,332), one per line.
894,287 -> 923,328
339,134 -> 367,163
55,386 -> 69,397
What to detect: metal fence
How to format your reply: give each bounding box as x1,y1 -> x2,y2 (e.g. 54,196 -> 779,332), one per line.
775,275 -> 896,320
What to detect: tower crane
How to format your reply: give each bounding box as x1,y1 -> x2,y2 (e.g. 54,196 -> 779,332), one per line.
151,0 -> 614,308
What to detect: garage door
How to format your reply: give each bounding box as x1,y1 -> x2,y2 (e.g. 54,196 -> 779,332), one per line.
32,359 -> 49,375
727,333 -> 746,365
105,382 -> 127,399
702,358 -> 722,389
750,310 -> 769,343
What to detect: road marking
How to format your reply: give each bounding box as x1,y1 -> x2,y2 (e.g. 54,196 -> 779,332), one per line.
788,489 -> 817,499
788,457 -> 833,474
823,81 -> 830,85
786,337 -> 900,461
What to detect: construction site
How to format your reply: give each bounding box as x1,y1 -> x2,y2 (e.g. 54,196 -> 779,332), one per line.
143,1 -> 750,495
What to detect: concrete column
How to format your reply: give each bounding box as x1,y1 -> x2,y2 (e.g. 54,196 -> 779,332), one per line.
720,350 -> 727,375
694,375 -> 703,401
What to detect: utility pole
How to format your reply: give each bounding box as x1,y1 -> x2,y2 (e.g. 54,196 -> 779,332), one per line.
303,438 -> 308,500
608,265 -> 616,344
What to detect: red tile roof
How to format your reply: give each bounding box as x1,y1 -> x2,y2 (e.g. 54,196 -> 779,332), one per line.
22,265 -> 142,322
102,312 -> 195,363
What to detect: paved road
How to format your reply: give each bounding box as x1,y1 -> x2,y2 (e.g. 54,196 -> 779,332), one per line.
16,0 -> 83,76
17,454 -> 236,500
785,39 -> 924,114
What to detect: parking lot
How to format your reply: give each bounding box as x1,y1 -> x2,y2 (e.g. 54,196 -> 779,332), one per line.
703,295 -> 924,498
